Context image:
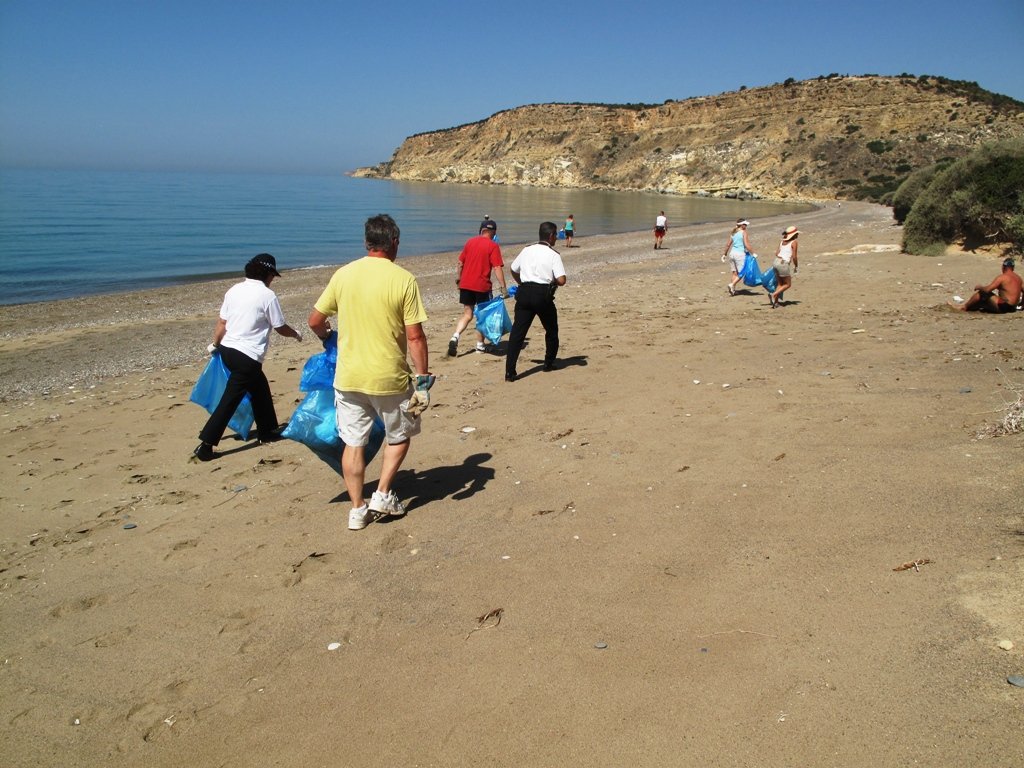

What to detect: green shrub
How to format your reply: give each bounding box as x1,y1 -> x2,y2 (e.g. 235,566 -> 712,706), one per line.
866,140 -> 892,154
891,163 -> 947,223
902,138 -> 1024,254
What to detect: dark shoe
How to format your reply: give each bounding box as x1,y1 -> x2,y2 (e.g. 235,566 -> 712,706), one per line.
258,427 -> 286,444
543,361 -> 557,372
505,372 -> 517,382
447,338 -> 458,357
193,442 -> 216,462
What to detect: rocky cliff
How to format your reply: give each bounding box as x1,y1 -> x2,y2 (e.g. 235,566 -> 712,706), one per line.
353,75 -> 1024,201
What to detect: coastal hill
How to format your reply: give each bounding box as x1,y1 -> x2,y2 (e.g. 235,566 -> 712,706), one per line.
353,75 -> 1024,201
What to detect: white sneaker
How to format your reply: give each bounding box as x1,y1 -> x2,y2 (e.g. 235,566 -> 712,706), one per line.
475,342 -> 486,353
348,504 -> 375,531
369,489 -> 406,518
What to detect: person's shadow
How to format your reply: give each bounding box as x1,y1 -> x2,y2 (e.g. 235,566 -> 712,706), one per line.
516,354 -> 588,380
329,452 -> 496,514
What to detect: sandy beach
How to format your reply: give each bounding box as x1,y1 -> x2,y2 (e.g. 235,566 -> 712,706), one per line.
1,201 -> 1022,767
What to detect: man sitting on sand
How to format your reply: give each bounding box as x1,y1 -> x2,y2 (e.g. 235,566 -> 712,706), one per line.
953,258 -> 1022,313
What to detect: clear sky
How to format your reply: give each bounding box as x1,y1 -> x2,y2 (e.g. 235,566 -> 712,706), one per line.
1,0 -> 1021,175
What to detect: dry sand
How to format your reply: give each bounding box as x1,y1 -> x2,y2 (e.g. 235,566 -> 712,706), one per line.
1,202 -> 1022,767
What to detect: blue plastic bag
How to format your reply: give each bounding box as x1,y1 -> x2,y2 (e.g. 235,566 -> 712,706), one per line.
281,388 -> 384,474
299,334 -> 338,392
761,266 -> 778,293
189,352 -> 255,440
473,296 -> 512,345
740,253 -> 763,287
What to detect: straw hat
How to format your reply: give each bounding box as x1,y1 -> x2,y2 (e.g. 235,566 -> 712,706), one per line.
782,226 -> 800,241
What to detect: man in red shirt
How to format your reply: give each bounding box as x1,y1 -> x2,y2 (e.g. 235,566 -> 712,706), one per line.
447,220 -> 508,356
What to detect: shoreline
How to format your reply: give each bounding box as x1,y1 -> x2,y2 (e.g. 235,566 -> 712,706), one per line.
2,199 -> 1022,767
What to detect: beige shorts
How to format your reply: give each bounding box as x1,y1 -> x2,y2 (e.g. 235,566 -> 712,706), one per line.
729,251 -> 746,274
773,258 -> 792,278
334,386 -> 421,446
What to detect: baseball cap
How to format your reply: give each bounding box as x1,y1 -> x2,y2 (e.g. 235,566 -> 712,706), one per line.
481,221 -> 497,232
1002,258 -> 1015,268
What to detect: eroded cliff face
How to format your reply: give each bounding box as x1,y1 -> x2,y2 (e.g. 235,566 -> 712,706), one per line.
353,76 -> 1024,200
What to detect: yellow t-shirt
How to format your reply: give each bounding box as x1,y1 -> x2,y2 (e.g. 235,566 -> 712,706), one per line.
314,257 -> 428,395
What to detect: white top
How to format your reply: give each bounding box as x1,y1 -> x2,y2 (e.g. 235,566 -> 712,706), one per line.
511,242 -> 566,285
656,215 -> 667,227
777,241 -> 794,263
219,278 -> 287,362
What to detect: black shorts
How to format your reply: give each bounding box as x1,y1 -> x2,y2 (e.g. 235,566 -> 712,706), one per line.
459,288 -> 492,306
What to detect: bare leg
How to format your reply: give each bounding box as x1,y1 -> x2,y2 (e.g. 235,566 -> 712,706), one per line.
771,275 -> 792,306
342,444 -> 366,508
453,304 -> 475,336
376,439 -> 411,495
729,269 -> 741,294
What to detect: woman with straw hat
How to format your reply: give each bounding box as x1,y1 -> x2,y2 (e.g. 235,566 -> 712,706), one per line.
769,226 -> 799,308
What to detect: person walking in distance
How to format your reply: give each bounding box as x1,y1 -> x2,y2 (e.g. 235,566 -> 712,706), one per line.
724,219 -> 754,296
564,214 -> 575,248
505,221 -> 567,382
194,254 -> 304,461
769,226 -> 799,308
447,220 -> 507,356
307,214 -> 434,531
654,211 -> 668,249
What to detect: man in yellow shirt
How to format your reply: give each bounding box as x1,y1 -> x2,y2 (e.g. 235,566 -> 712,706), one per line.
308,214 -> 433,531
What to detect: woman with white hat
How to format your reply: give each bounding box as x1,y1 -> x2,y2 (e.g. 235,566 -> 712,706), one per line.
769,226 -> 799,308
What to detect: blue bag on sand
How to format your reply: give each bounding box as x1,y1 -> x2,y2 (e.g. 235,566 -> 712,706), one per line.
473,296 -> 512,346
740,253 -> 763,287
189,352 -> 255,440
761,266 -> 778,293
299,334 -> 338,392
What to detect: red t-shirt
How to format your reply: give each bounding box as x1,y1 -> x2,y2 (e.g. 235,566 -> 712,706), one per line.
458,236 -> 503,292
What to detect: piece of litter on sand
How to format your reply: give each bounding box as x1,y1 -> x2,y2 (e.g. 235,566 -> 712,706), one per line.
327,642 -> 341,651
693,379 -> 700,385
461,426 -> 476,433
594,641 -> 608,649
959,387 -> 972,394
122,523 -> 137,530
1008,675 -> 1024,687
851,329 -> 866,334
930,283 -> 943,287
952,295 -> 964,303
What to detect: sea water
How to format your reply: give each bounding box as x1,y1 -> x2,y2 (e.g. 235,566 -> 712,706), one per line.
0,169 -> 813,305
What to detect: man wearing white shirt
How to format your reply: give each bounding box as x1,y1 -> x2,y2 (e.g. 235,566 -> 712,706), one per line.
505,222 -> 567,382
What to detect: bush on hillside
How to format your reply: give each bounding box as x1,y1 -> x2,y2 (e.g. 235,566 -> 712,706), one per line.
902,139 -> 1024,256
891,162 -> 947,223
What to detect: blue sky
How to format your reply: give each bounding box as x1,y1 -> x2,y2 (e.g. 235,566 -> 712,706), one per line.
1,0 -> 1021,174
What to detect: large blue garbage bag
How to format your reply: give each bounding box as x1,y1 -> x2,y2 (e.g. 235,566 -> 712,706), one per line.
282,339 -> 384,475
761,266 -> 778,293
189,352 -> 255,440
473,296 -> 512,345
740,253 -> 763,287
299,333 -> 338,392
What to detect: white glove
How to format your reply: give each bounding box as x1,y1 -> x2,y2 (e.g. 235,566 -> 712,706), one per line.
294,330 -> 303,342
207,343 -> 218,355
405,389 -> 430,417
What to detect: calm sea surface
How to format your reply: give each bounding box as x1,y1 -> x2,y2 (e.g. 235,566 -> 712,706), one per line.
0,169 -> 814,305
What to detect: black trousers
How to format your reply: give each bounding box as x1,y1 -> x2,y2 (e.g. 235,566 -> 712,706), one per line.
199,345 -> 279,444
506,283 -> 559,377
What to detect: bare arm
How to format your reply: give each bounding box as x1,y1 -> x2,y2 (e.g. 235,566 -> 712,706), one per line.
212,317 -> 227,346
274,323 -> 302,340
307,309 -> 333,341
977,273 -> 1007,293
406,322 -> 429,375
791,241 -> 799,271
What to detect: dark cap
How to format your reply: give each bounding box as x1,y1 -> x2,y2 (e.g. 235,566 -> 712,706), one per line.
251,253 -> 281,277
1003,258 -> 1015,269
480,220 -> 497,232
